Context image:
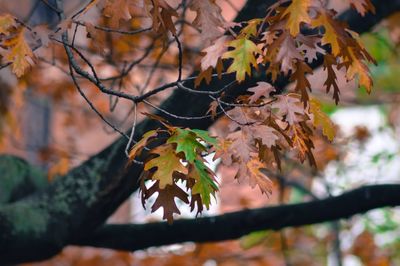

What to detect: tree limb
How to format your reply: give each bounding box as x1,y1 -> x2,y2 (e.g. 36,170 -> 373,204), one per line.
1,0 -> 400,263
74,184 -> 400,251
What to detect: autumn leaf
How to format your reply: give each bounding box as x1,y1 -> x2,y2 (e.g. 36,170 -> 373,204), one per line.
349,0 -> 375,16
145,0 -> 178,35
200,35 -> 229,71
246,159 -> 273,195
213,138 -> 233,165
346,48 -> 373,93
297,35 -> 326,63
227,131 -> 255,162
3,30 -> 35,77
144,144 -> 188,189
128,130 -> 158,161
250,124 -> 279,148
222,38 -> 261,82
0,14 -> 16,35
207,101 -> 219,119
272,95 -> 305,125
309,98 -> 335,141
190,159 -> 218,209
167,128 -> 205,163
227,107 -> 257,126
240,19 -> 263,38
190,0 -> 225,45
147,181 -> 189,224
247,82 -> 275,103
282,0 -> 312,36
195,67 -> 213,87
323,54 -> 340,104
33,25 -> 52,47
276,33 -> 303,74
103,0 -> 134,28
291,60 -> 313,106
311,10 -> 342,56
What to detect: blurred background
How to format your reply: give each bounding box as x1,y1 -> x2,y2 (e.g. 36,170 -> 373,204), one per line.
2,0 -> 400,265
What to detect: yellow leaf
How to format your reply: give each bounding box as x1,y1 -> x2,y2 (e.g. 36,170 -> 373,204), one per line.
222,38 -> 261,82
246,159 -> 273,195
309,98 -> 335,141
0,14 -> 15,35
283,0 -> 311,36
346,48 -> 373,93
144,144 -> 188,189
311,11 -> 341,56
4,30 -> 35,77
128,130 -> 158,161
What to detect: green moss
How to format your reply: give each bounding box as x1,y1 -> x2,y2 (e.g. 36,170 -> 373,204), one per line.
0,155 -> 46,203
0,201 -> 49,235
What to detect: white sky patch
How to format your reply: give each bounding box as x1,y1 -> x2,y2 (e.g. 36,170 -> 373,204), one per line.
321,106 -> 400,266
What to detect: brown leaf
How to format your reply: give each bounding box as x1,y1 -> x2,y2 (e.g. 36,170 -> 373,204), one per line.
291,60 -> 313,106
276,33 -> 303,74
349,0 -> 375,16
200,35 -> 230,71
272,95 -> 304,125
227,131 -> 255,162
250,124 -> 279,148
323,54 -> 340,104
247,82 -> 275,103
190,0 -> 225,46
147,182 -> 189,224
246,159 -> 273,195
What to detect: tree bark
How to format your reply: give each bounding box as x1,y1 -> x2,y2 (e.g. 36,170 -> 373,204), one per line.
1,0 -> 400,263
74,185 -> 400,251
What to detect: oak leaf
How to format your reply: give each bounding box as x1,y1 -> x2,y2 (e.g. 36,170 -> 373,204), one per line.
222,38 -> 261,82
167,128 -> 205,163
0,14 -> 15,35
291,60 -> 313,106
250,125 -> 279,148
147,181 -> 189,224
346,48 -> 373,93
128,130 -> 158,161
103,0 -> 134,28
200,35 -> 229,71
272,95 -> 304,125
282,0 -> 312,36
190,160 -> 218,209
190,0 -> 225,45
311,10 -> 342,56
309,98 -> 335,141
276,34 -> 303,74
3,30 -> 35,77
144,144 -> 188,189
323,54 -> 340,104
349,0 -> 375,16
227,131 -> 254,162
246,159 -> 273,195
247,82 -> 275,103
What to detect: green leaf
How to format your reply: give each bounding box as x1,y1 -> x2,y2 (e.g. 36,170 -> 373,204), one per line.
190,129 -> 218,146
190,160 -> 218,209
167,128 -> 205,163
239,230 -> 268,250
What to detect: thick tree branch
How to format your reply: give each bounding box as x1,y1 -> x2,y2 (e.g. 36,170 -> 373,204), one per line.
1,0 -> 400,263
75,184 -> 400,251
